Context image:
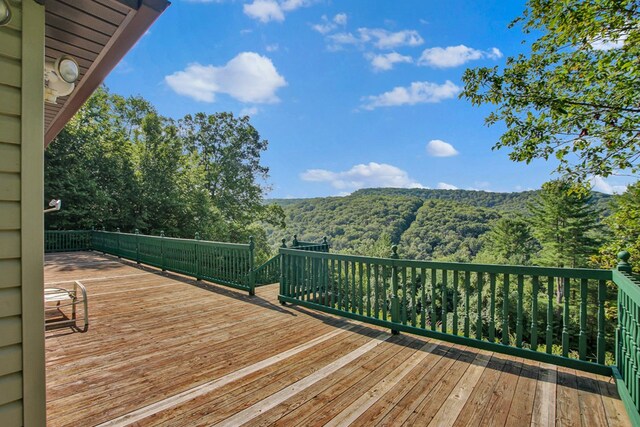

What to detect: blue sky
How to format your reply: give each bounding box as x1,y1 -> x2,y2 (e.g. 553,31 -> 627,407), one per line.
105,0 -> 629,198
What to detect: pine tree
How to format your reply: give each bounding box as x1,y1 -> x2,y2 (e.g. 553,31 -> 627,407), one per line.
530,180 -> 600,303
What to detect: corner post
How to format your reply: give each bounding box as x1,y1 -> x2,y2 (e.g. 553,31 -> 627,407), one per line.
292,234 -> 299,248
322,236 -> 329,253
135,229 -> 140,264
248,236 -> 255,296
390,245 -> 400,335
160,231 -> 166,271
195,232 -> 201,281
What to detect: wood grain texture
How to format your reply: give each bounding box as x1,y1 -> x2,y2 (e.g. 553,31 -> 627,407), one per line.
45,252 -> 632,427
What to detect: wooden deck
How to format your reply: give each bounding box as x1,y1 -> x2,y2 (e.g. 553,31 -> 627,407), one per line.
45,252 -> 631,427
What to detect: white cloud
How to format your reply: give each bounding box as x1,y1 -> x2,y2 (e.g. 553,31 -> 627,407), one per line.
591,176 -> 627,194
437,182 -> 458,190
244,0 -> 314,23
418,45 -> 502,68
240,106 -> 259,117
358,28 -> 424,49
327,28 -> 423,51
367,52 -> 413,71
312,13 -> 347,34
300,162 -> 425,191
426,139 -> 459,157
244,0 -> 285,23
361,80 -> 460,110
165,52 -> 287,103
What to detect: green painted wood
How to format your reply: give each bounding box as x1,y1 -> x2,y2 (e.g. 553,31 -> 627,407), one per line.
420,267 -> 426,329
452,271 -> 459,336
546,276 -> 554,354
612,367 -> 640,427
431,268 -> 437,332
531,276 -> 539,351
562,277 -> 570,357
598,280 -> 606,364
442,269 -> 448,333
502,274 -> 509,345
516,274 -> 524,348
410,267 -> 417,327
579,278 -> 588,360
489,273 -> 496,342
464,271 -> 471,337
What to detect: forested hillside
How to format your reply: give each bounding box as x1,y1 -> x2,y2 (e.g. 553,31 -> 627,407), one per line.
265,188 -> 612,262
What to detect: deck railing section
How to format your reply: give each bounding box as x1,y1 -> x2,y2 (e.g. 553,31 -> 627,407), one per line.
612,252 -> 640,425
279,246 -> 617,375
44,230 -> 92,252
91,231 -> 256,294
255,237 -> 330,286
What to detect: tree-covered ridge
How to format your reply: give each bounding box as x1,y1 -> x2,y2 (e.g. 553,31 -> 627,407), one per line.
264,194 -> 423,253
399,200 -> 500,261
265,187 -> 612,264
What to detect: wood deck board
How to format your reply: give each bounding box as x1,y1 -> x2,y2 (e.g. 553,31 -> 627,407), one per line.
44,252 -> 631,427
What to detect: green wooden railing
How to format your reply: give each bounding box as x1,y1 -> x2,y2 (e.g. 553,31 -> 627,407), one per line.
44,230 -> 92,252
613,253 -> 640,426
278,247 -> 640,422
92,230 -> 256,294
255,237 -> 330,286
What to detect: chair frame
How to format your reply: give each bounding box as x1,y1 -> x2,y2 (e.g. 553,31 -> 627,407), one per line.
45,280 -> 89,332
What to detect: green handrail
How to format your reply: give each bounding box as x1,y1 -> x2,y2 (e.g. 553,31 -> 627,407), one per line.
44,230 -> 92,252
278,246 -> 615,375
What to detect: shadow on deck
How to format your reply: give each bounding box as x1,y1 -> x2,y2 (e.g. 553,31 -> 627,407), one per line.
44,252 -> 630,427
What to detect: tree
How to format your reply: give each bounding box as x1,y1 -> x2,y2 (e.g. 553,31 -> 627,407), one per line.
593,180 -> 640,272
462,0 -> 640,182
477,217 -> 539,265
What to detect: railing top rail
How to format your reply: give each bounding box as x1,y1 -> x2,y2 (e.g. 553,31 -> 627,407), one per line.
93,231 -> 250,250
613,270 -> 640,306
279,248 -> 613,280
45,230 -> 91,233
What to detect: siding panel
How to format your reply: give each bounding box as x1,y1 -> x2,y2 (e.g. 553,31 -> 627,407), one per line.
0,288 -> 21,318
0,115 -> 20,145
0,373 -> 22,406
0,57 -> 20,88
0,259 -> 20,288
0,202 -> 20,231
0,85 -> 20,116
0,399 -> 22,427
0,144 -> 20,173
0,231 -> 20,259
0,316 -> 21,347
0,28 -> 21,60
0,345 -> 21,377
0,172 -> 20,201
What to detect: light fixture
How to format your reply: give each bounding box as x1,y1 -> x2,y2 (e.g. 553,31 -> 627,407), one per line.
0,0 -> 11,26
44,56 -> 80,104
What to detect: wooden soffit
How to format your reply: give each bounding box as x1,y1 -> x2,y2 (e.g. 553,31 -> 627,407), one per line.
44,0 -> 169,147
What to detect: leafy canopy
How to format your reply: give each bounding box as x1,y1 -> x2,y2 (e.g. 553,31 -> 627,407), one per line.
462,0 -> 640,182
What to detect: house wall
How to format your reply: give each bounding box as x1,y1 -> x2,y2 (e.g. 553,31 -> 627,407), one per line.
0,1 -> 46,426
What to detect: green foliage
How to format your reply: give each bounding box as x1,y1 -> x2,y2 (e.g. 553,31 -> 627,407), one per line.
593,180 -> 640,272
45,87 -> 281,256
400,200 -> 499,261
530,180 -> 601,268
476,216 -> 539,265
462,0 -> 640,182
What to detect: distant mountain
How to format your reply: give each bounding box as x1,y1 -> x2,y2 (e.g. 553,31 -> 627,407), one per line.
264,188 -> 612,261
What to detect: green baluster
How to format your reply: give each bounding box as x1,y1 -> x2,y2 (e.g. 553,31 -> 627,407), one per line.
502,274 -> 510,345
464,271 -> 471,337
597,279 -> 606,364
411,267 -> 417,327
476,272 -> 483,340
359,262 -> 364,316
547,276 -> 554,353
337,260 -> 342,310
452,271 -> 459,336
420,268 -> 426,329
517,275 -> 524,348
562,277 -> 570,358
382,265 -> 387,321
431,269 -> 437,331
442,270 -> 448,333
489,273 -> 496,342
390,246 -> 400,334
531,276 -> 539,351
374,264 -> 379,318
579,278 -> 588,360
402,267 -> 408,324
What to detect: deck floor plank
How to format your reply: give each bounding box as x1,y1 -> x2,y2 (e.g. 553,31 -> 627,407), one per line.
43,252 -> 631,427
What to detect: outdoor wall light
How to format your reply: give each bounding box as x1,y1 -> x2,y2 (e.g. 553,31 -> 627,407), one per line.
44,56 -> 80,104
0,0 -> 11,26
44,199 -> 62,214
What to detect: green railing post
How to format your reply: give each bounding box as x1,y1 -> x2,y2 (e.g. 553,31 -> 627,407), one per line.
195,232 -> 201,281
322,236 -> 329,253
160,231 -> 166,271
135,229 -> 140,264
390,245 -> 400,335
281,238 -> 287,249
292,234 -> 299,248
248,236 -> 255,296
116,227 -> 121,258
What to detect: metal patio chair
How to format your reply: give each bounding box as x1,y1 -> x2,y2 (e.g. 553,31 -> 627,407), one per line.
45,280 -> 89,332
